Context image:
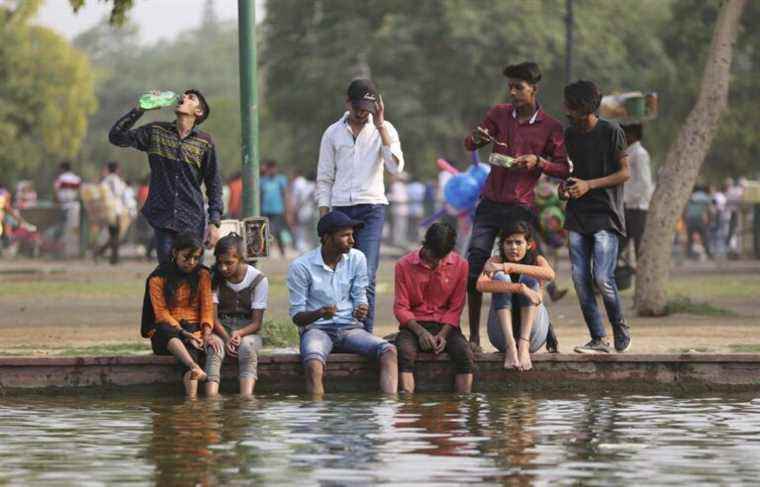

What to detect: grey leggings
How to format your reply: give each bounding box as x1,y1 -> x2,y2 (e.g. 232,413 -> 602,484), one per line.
205,334 -> 262,383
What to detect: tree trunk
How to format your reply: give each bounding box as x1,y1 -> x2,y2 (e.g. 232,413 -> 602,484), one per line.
635,0 -> 746,316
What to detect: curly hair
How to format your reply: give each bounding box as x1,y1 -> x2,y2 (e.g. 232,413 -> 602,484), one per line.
564,80 -> 602,115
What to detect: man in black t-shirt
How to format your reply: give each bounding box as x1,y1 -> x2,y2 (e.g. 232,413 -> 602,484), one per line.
560,81 -> 631,354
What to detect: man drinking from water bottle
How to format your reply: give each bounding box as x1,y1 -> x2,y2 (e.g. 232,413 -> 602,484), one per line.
109,90 -> 223,264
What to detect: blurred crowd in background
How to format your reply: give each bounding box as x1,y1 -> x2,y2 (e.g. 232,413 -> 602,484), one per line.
0,158 -> 757,265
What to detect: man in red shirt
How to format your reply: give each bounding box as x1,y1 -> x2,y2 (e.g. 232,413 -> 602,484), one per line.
464,62 -> 570,351
394,222 -> 473,393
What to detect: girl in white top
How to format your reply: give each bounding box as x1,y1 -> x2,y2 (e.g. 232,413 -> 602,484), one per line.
205,233 -> 268,396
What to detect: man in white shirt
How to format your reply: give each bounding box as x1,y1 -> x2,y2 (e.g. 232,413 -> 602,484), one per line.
53,161 -> 82,257
621,123 -> 654,259
290,169 -> 316,252
95,161 -> 129,265
316,78 -> 405,333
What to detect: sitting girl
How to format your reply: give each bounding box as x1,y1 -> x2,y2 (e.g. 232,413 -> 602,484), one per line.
205,233 -> 268,396
476,220 -> 558,371
141,232 -> 214,397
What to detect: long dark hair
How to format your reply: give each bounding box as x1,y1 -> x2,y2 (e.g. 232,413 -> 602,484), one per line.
211,233 -> 246,290
497,220 -> 538,266
163,232 -> 204,306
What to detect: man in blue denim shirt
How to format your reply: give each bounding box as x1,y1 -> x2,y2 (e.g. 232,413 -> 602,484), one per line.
561,80 -> 631,354
288,211 -> 398,395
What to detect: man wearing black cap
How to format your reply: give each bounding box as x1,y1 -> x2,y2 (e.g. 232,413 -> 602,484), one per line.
109,89 -> 223,264
316,79 -> 405,334
463,62 -> 570,352
287,210 -> 398,395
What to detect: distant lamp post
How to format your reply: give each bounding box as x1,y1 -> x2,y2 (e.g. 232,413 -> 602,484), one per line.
238,0 -> 259,217
565,0 -> 574,84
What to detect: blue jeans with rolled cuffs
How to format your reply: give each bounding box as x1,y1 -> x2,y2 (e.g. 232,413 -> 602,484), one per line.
487,273 -> 549,353
333,204 -> 385,334
300,324 -> 394,366
568,230 -> 626,340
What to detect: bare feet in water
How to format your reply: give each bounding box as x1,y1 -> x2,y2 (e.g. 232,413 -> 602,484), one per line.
517,338 -> 532,371
503,343 -> 520,370
191,365 -> 207,381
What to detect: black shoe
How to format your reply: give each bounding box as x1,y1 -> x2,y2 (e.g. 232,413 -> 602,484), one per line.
549,288 -> 568,302
574,339 -> 611,354
546,322 -> 559,353
613,323 -> 631,353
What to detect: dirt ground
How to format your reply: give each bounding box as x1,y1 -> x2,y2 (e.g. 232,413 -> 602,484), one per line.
1,252 -> 759,356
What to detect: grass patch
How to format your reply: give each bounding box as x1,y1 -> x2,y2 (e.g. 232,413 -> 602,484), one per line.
261,319 -> 299,348
0,280 -> 143,299
0,342 -> 149,357
665,296 -> 738,317
667,275 -> 760,300
729,344 -> 760,353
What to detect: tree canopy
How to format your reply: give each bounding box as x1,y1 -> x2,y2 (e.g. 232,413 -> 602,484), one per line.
0,1 -> 96,191
5,0 -> 757,191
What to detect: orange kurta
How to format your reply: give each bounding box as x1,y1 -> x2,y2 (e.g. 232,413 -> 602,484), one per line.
148,269 -> 213,338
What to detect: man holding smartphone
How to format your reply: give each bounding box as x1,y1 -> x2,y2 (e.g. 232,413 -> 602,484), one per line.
560,80 -> 631,354
316,79 -> 405,333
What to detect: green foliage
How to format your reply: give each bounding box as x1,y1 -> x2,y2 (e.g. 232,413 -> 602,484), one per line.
653,0 -> 760,181
38,0 -> 760,189
260,319 -> 299,348
0,1 -> 96,189
262,0 -> 675,179
68,0 -> 134,26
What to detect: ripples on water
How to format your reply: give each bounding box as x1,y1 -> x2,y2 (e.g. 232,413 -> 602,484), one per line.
1,392 -> 759,485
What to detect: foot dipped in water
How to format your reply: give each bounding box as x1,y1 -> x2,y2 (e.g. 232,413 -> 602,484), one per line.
517,337 -> 532,371
182,366 -> 207,398
503,342 -> 521,370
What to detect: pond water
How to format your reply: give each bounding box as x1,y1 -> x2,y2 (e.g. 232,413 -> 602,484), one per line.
1,392 -> 759,485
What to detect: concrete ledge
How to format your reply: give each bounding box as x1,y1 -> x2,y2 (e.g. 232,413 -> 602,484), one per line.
2,353 -> 759,393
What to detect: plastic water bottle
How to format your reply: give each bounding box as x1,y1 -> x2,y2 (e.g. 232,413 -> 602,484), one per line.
138,91 -> 179,110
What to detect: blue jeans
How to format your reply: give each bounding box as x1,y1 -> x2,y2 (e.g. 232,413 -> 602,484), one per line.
568,230 -> 626,339
333,204 -> 385,333
300,324 -> 394,366
487,273 -> 549,353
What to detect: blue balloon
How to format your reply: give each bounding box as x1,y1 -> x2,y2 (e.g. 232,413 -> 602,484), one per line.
444,173 -> 480,210
443,163 -> 491,211
468,162 -> 491,186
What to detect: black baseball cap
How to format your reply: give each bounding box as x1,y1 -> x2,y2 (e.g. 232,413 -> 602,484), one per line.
317,210 -> 364,237
347,78 -> 378,114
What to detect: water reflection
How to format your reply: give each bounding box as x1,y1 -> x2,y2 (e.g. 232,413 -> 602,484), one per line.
1,392 -> 760,485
